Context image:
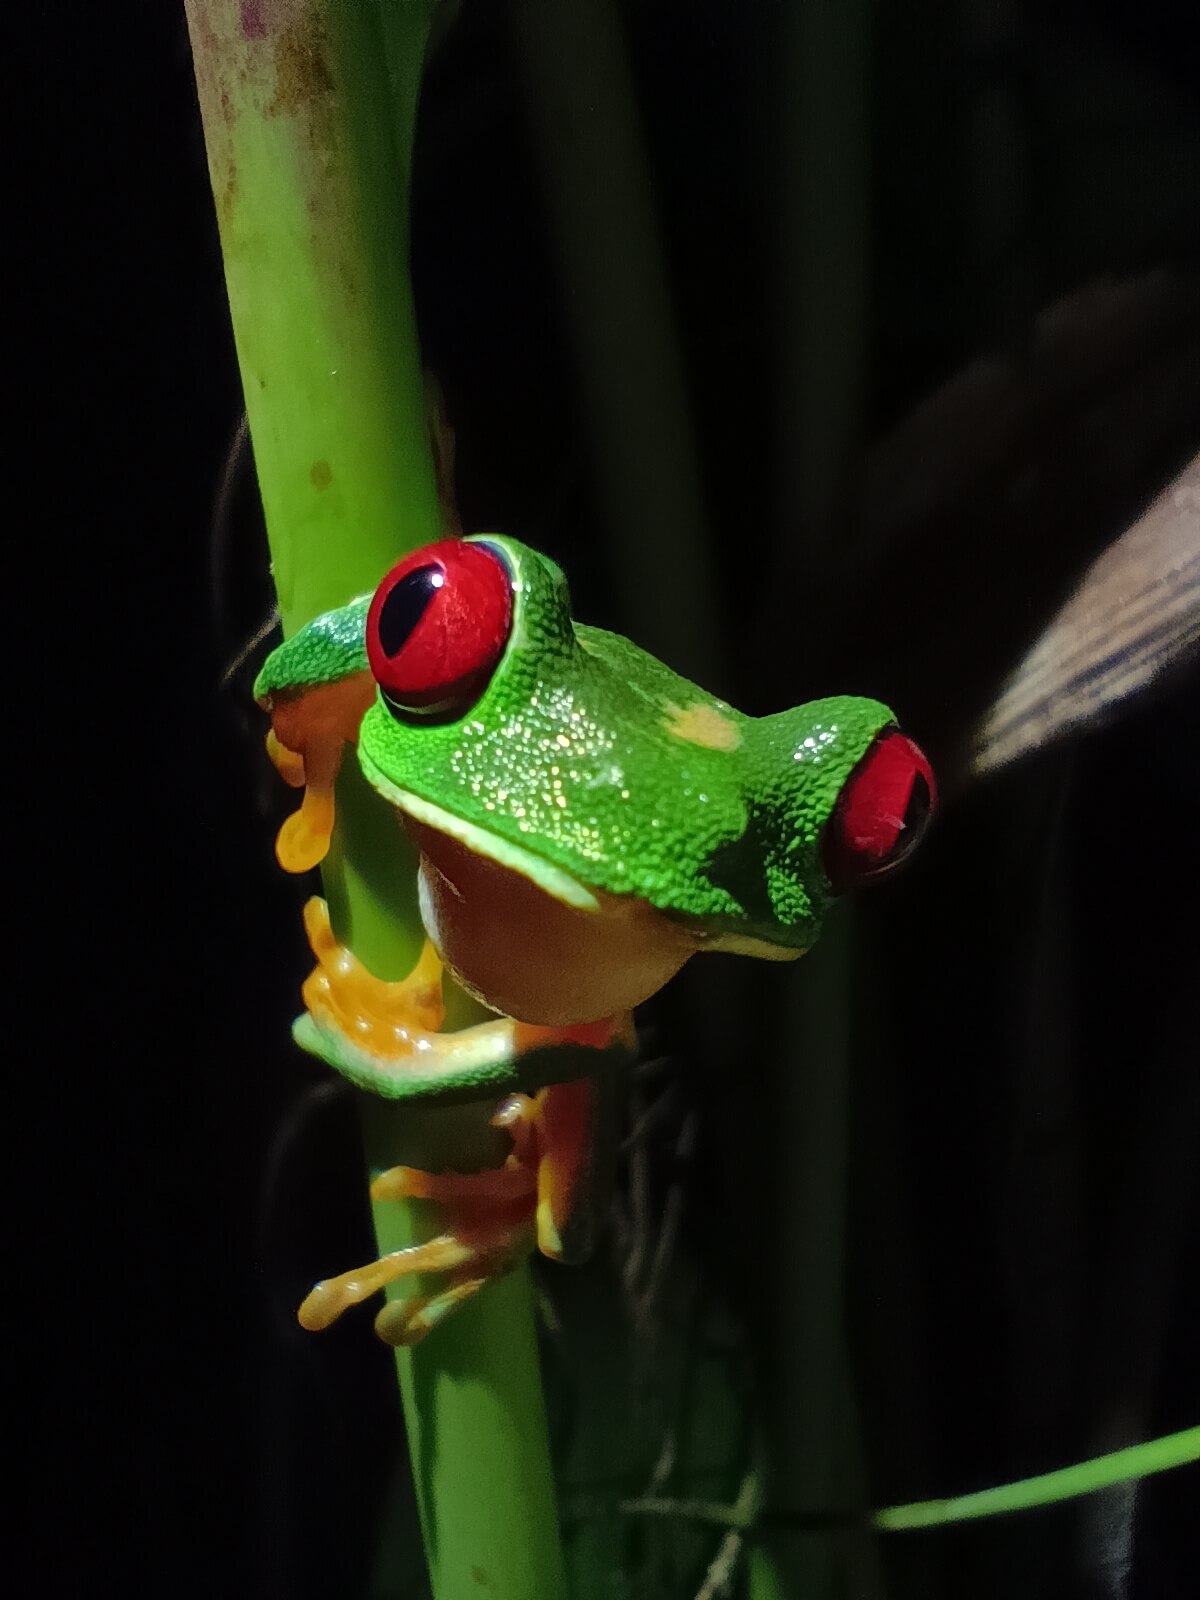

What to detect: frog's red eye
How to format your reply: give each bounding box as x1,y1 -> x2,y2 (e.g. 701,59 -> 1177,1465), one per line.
823,730 -> 936,891
366,539 -> 513,716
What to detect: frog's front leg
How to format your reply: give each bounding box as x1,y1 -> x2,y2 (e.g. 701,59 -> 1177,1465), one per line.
269,730 -> 342,875
301,896 -> 446,1052
263,670 -> 377,873
296,896 -> 629,1099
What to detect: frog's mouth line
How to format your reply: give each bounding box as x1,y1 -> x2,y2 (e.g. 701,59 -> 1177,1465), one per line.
358,750 -> 603,912
360,751 -> 811,965
691,927 -> 806,962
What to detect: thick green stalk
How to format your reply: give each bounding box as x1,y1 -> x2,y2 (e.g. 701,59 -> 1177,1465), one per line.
513,0 -> 719,684
754,4 -> 881,1596
186,5 -> 565,1595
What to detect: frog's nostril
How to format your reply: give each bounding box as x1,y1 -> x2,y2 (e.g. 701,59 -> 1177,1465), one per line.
822,730 -> 936,891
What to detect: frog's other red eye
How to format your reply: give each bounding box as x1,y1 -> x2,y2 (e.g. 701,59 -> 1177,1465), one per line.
823,730 -> 936,891
366,539 -> 513,716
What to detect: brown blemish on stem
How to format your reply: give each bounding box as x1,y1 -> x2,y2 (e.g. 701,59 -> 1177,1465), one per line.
661,701 -> 742,751
220,166 -> 239,221
310,459 -> 332,489
268,12 -> 333,116
239,0 -> 267,39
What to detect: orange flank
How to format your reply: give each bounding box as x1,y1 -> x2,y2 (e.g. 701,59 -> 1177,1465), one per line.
530,1077 -> 595,1263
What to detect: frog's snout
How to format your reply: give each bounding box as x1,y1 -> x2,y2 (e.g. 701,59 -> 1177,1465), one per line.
822,730 -> 936,891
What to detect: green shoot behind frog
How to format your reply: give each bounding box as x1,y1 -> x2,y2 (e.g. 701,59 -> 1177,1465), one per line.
256,536 -> 935,1343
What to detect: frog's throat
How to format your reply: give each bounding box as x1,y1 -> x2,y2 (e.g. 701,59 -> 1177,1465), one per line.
358,749 -> 602,912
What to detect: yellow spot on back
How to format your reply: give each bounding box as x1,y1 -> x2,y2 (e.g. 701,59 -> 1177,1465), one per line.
661,701 -> 742,752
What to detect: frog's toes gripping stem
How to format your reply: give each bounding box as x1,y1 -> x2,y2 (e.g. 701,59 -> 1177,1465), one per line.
301,897 -> 446,1050
294,897 -> 630,1101
298,1097 -> 549,1346
298,1232 -> 521,1348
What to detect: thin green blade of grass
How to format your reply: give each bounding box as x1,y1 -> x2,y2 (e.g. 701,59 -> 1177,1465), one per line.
185,5 -> 566,1594
874,1426 -> 1200,1531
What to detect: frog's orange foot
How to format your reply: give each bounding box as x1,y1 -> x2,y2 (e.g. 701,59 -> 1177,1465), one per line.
265,727 -> 348,874
276,783 -> 337,873
300,897 -> 446,1050
369,1162 -> 536,1207
298,1233 -> 480,1330
298,1098 -> 555,1345
375,1278 -> 491,1346
266,729 -> 333,869
298,1219 -> 533,1346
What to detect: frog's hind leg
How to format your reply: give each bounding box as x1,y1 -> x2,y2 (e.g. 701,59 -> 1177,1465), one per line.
294,1004 -> 630,1343
495,1076 -> 613,1266
299,1154 -> 538,1342
297,1233 -> 480,1332
374,1277 -> 490,1347
370,1164 -> 535,1206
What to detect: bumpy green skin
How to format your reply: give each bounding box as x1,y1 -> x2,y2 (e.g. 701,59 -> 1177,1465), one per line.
259,535 -> 895,949
253,593 -> 371,699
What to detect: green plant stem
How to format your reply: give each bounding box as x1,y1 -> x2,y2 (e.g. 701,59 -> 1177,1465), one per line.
753,5 -> 879,1596
513,0 -> 719,685
185,5 -> 565,1595
874,1426 -> 1200,1531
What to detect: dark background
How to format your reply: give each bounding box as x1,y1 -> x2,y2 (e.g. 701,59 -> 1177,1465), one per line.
32,2 -> 1199,1596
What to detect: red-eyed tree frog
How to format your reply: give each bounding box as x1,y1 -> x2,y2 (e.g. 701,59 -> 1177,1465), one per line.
255,536 -> 936,1343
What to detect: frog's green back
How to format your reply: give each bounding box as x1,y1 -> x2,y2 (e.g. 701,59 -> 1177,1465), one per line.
354,537 -> 894,949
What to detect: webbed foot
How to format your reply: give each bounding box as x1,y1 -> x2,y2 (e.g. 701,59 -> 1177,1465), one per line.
301,897 -> 446,1050
263,671 -> 375,872
291,908 -> 633,1341
268,734 -> 343,873
299,1097 -> 543,1346
294,899 -> 629,1100
275,780 -> 337,873
297,1085 -> 603,1344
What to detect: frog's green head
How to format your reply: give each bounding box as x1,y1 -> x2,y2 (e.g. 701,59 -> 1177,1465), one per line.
351,535 -> 935,958
715,697 -> 936,950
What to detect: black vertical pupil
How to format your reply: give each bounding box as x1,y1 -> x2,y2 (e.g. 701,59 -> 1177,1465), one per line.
378,565 -> 443,657
886,774 -> 931,866
907,774 -> 931,830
